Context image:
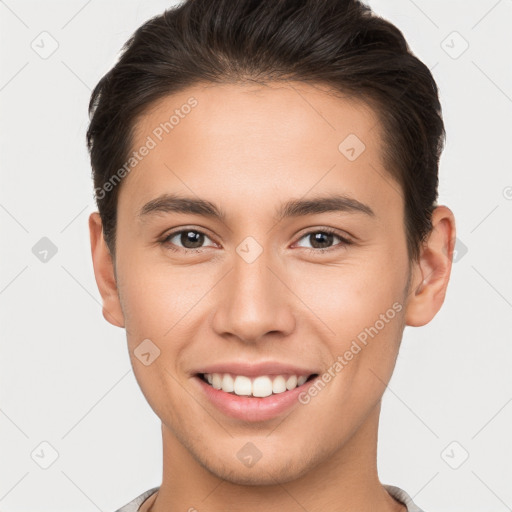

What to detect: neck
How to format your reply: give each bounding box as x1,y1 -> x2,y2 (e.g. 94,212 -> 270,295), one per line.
144,401 -> 405,512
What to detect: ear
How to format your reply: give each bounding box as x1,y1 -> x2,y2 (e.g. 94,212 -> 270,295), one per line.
89,212 -> 125,328
404,205 -> 456,327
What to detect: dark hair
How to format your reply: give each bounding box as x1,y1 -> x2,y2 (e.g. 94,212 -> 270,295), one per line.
86,0 -> 445,262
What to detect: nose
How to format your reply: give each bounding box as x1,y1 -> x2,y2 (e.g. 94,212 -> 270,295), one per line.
211,247 -> 296,344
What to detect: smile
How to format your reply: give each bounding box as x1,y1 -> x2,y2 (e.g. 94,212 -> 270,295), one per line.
200,372 -> 318,397
194,372 -> 321,422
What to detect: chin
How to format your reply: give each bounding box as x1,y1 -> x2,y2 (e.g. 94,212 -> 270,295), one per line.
198,451 -> 315,486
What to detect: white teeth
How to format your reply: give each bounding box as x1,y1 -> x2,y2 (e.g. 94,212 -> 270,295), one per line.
221,373 -> 234,393
203,372 -> 312,397
297,375 -> 307,386
272,375 -> 287,394
233,375 -> 252,395
286,375 -> 297,390
212,373 -> 222,390
252,376 -> 273,397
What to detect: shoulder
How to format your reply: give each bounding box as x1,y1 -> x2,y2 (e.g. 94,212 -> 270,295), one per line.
383,484 -> 427,512
114,485 -> 423,512
114,487 -> 160,512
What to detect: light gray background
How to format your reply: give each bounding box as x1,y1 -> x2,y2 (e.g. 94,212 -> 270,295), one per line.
1,0 -> 511,511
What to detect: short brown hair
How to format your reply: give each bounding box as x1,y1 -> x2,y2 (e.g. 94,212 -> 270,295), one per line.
86,0 -> 445,262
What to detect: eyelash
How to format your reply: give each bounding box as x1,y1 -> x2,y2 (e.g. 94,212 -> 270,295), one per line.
160,227 -> 353,255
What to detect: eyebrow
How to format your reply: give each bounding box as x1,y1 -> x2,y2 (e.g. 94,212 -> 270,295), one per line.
138,193 -> 375,222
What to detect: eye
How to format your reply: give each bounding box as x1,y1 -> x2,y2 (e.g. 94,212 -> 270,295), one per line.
294,228 -> 352,253
161,228 -> 217,253
160,227 -> 352,254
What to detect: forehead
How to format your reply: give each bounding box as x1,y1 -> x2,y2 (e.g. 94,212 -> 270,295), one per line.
134,81 -> 381,156
122,81 -> 401,219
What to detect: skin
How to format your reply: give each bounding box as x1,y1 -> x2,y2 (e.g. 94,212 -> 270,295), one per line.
89,82 -> 455,512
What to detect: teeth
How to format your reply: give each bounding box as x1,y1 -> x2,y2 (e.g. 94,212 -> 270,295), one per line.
203,372 -> 312,397
297,375 -> 307,386
252,376 -> 273,397
272,375 -> 286,394
233,375 -> 252,396
286,375 -> 297,390
222,373 -> 234,392
212,373 -> 222,390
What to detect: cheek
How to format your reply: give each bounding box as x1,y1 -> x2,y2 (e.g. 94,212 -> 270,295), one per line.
115,247 -> 217,340
290,252 -> 406,333
289,253 -> 407,398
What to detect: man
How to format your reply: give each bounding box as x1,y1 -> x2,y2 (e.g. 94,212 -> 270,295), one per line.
86,1 -> 455,510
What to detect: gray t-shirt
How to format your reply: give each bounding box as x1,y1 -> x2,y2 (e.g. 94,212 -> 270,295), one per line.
115,484 -> 425,511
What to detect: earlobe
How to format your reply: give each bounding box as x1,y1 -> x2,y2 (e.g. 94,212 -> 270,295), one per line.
88,212 -> 125,328
404,205 -> 456,327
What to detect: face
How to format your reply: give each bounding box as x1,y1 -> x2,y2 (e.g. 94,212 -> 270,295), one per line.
90,82 -> 450,485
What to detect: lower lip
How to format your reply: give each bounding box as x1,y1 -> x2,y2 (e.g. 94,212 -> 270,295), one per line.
194,375 -> 318,422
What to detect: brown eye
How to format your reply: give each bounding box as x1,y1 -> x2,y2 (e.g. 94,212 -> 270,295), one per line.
295,228 -> 352,253
162,229 -> 216,252
308,231 -> 335,249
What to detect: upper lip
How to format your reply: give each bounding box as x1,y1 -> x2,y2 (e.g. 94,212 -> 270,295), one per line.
193,361 -> 320,377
